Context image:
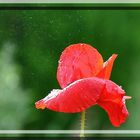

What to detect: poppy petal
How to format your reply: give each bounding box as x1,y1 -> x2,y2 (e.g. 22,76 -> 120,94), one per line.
97,54 -> 117,79
97,80 -> 129,127
35,77 -> 105,113
35,77 -> 130,126
57,43 -> 103,88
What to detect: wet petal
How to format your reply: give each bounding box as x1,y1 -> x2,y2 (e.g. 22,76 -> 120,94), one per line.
35,77 -> 105,113
97,80 -> 129,127
57,43 -> 103,88
35,77 -> 130,126
97,54 -> 117,79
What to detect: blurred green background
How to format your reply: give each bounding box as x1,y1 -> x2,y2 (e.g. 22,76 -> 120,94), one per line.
0,5 -> 138,130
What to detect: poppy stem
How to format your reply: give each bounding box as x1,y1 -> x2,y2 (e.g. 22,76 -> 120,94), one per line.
80,110 -> 86,137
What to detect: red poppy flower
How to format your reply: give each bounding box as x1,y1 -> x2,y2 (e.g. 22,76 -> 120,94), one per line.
35,43 -> 131,127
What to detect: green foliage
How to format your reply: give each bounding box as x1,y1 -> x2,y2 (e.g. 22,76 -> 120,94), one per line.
0,42 -> 30,129
0,5 -> 139,130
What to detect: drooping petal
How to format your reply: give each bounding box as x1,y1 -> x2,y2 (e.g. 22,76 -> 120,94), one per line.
57,43 -> 103,88
35,77 -> 105,113
97,80 -> 130,127
97,54 -> 117,79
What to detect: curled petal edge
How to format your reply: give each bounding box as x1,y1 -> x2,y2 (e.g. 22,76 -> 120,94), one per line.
97,54 -> 117,79
97,80 -> 131,127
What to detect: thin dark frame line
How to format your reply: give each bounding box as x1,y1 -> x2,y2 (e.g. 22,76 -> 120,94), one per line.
0,6 -> 140,10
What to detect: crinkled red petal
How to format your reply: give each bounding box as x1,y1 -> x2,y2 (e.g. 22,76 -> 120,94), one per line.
97,80 -> 129,127
35,77 -> 105,113
57,43 -> 103,88
35,77 -> 129,127
97,54 -> 117,79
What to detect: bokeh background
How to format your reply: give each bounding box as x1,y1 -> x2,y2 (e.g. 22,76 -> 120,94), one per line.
0,5 -> 139,130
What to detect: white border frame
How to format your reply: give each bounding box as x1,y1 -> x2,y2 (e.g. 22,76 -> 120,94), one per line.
0,0 -> 140,3
0,130 -> 140,135
0,3 -> 138,136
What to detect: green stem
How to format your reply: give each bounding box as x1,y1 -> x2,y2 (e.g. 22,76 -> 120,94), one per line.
80,111 -> 86,137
